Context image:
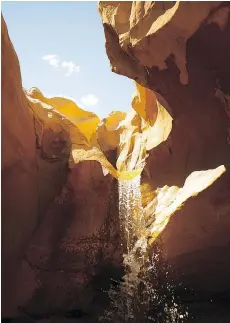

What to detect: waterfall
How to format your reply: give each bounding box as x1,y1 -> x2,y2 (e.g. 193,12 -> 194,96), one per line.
100,175 -> 189,322
118,175 -> 147,301
118,175 -> 146,258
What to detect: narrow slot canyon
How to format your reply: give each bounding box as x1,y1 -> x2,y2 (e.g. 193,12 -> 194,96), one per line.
1,2 -> 230,322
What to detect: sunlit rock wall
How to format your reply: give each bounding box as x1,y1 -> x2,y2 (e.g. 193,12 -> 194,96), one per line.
2,1 -> 230,316
99,1 -> 230,295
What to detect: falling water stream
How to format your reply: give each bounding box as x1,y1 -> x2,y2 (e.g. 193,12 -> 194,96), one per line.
100,175 -> 189,322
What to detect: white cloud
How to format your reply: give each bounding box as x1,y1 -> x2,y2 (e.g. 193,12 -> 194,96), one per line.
80,94 -> 99,107
42,54 -> 59,68
62,61 -> 80,76
42,54 -> 80,76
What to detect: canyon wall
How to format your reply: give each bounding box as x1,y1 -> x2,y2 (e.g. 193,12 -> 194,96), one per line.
2,1 -> 230,318
2,15 -> 39,316
99,1 -> 230,296
1,15 -> 122,318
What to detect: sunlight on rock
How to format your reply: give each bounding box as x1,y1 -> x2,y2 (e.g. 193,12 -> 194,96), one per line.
71,147 -> 142,180
26,74 -> 227,251
26,94 -> 90,150
28,88 -> 100,144
148,165 -> 226,244
100,1 -> 225,85
27,81 -> 172,183
2,3 -> 230,319
116,82 -> 172,173
132,82 -> 158,126
97,111 -> 126,151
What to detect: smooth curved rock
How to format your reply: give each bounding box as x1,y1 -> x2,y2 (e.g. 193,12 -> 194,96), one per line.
2,1 -> 230,316
28,88 -> 100,145
116,82 -> 172,172
1,14 -> 123,317
97,110 -> 126,152
16,161 -> 122,316
99,1 -> 228,85
1,15 -> 39,317
99,1 -> 230,294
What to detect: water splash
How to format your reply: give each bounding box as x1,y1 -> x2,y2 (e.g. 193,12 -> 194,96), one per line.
99,175 -> 189,322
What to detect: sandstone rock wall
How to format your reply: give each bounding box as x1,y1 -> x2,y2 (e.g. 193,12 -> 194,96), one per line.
99,1 -> 230,295
16,162 -> 121,316
1,15 -> 123,317
2,1 -> 230,317
2,15 -> 39,317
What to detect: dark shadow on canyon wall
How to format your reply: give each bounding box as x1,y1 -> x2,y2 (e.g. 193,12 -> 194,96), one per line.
145,7 -> 230,189
18,163 -> 123,318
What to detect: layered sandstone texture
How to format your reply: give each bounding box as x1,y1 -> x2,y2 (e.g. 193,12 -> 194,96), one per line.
99,1 -> 230,295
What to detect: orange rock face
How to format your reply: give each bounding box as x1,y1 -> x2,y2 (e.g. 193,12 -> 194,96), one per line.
16,162 -> 121,316
1,15 -> 39,317
99,1 -> 230,294
2,1 -> 230,317
1,15 -> 122,317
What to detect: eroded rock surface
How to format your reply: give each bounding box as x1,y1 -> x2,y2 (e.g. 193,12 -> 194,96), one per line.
2,1 -> 230,318
99,1 -> 230,295
16,162 -> 121,317
1,15 -> 123,317
2,15 -> 39,317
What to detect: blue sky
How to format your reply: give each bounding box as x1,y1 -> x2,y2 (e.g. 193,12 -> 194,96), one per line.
2,1 -> 135,118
